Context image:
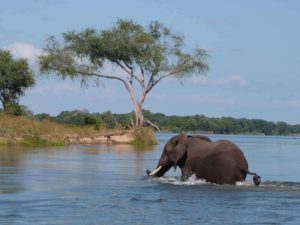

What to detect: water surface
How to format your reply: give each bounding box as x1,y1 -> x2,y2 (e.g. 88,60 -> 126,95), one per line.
0,134 -> 300,224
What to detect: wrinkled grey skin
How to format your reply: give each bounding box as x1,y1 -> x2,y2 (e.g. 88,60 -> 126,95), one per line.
148,133 -> 261,185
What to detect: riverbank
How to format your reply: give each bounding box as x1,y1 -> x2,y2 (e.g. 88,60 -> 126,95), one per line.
64,128 -> 157,145
0,115 -> 157,147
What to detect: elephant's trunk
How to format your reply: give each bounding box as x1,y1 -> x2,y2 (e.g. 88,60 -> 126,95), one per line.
247,170 -> 261,186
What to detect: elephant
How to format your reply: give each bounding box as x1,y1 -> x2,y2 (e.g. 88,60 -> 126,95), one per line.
147,133 -> 261,186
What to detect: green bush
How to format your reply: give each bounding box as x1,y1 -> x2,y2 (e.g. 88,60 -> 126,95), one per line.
21,135 -> 65,147
131,128 -> 157,145
55,110 -> 99,125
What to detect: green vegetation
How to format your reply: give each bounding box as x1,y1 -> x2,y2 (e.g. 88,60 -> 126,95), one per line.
142,111 -> 300,135
0,113 -> 158,147
0,114 -> 104,147
20,135 -> 65,147
131,127 -> 158,145
0,107 -> 299,147
39,19 -> 208,128
32,109 -> 300,136
0,49 -> 35,115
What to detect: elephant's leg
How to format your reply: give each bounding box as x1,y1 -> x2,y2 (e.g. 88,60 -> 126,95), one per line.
215,170 -> 239,185
212,155 -> 245,185
184,160 -> 215,183
180,165 -> 194,180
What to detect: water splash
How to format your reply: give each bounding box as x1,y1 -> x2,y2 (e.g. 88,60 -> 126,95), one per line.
235,181 -> 254,187
149,176 -> 300,191
152,175 -> 210,186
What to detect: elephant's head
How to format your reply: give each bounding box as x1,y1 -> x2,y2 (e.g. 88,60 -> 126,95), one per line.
147,133 -> 188,177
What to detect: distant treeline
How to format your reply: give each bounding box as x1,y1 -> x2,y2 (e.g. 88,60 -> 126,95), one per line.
31,109 -> 300,136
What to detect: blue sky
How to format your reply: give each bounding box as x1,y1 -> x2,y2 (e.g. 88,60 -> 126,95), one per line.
1,0 -> 300,124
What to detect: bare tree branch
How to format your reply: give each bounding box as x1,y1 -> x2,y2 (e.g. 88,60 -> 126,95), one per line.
0,90 -> 4,104
80,70 -> 140,117
124,61 -> 133,71
146,73 -> 156,93
78,70 -> 132,94
146,73 -> 174,94
145,63 -> 198,94
131,74 -> 143,86
140,65 -> 146,88
130,71 -> 143,86
114,61 -> 146,88
115,61 -> 132,76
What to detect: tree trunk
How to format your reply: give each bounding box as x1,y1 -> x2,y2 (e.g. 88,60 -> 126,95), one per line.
133,102 -> 144,128
2,95 -> 12,114
127,83 -> 146,128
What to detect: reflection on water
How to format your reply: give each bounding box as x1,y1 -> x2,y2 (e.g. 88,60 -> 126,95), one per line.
67,143 -> 157,154
0,143 -> 158,196
0,147 -> 28,194
0,134 -> 300,225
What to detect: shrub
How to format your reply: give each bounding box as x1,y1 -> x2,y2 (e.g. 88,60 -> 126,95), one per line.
131,127 -> 157,145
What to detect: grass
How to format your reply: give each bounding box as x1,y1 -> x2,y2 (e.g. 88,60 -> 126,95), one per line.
131,127 -> 158,145
0,115 -> 103,147
20,135 -> 65,147
0,115 -> 158,147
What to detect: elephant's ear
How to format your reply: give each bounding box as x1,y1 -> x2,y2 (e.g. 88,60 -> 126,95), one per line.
170,133 -> 188,165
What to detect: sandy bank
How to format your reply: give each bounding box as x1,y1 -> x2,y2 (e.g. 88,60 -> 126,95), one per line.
64,131 -> 135,145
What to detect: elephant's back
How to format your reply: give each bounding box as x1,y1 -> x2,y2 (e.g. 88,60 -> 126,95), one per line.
213,140 -> 249,173
213,140 -> 248,163
213,140 -> 241,153
187,138 -> 248,163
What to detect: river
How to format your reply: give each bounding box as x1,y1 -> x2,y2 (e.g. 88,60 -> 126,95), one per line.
0,133 -> 300,224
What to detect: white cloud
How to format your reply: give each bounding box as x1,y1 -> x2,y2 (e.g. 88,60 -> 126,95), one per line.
189,76 -> 210,84
6,42 -> 42,64
147,93 -> 169,101
30,83 -> 80,95
190,75 -> 248,86
183,94 -> 235,106
215,75 -> 247,86
287,100 -> 300,108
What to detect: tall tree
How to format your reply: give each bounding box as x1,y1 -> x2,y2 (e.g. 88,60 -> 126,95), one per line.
0,49 -> 35,113
39,19 -> 209,127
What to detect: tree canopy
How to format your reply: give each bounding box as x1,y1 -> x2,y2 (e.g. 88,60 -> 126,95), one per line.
0,49 -> 35,114
39,19 -> 209,127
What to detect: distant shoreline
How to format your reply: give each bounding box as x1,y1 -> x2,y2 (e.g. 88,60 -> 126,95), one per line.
0,112 -> 299,148
35,110 -> 300,136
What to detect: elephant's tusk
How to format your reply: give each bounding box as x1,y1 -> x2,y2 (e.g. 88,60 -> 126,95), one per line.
149,166 -> 162,176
